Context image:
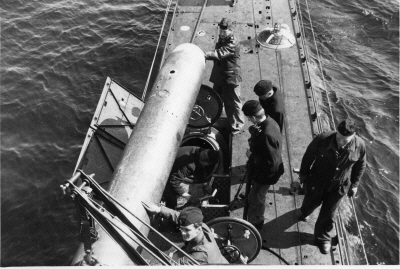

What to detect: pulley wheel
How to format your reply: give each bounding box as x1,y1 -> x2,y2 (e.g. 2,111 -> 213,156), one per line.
206,217 -> 262,263
188,84 -> 222,128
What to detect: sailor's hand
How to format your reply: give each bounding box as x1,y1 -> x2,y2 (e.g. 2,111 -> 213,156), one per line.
81,254 -> 101,266
142,201 -> 161,214
181,192 -> 191,198
348,187 -> 358,198
204,51 -> 217,60
299,174 -> 308,184
202,184 -> 213,195
246,148 -> 251,158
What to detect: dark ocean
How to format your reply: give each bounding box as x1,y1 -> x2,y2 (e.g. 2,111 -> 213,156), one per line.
1,0 -> 398,266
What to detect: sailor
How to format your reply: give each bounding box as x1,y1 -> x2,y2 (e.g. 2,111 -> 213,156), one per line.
205,18 -> 245,135
298,119 -> 367,254
164,146 -> 219,208
242,100 -> 284,230
253,80 -> 285,133
142,204 -> 229,265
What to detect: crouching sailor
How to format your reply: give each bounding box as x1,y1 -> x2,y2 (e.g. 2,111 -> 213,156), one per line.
164,146 -> 219,208
143,203 -> 229,265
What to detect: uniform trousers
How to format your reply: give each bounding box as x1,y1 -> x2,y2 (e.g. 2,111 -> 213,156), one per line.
248,182 -> 271,227
213,83 -> 245,132
163,181 -> 190,209
301,188 -> 344,243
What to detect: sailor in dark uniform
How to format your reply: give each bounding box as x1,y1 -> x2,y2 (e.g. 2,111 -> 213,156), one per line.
164,146 -> 219,208
142,204 -> 229,265
205,18 -> 245,135
253,80 -> 285,133
242,100 -> 284,230
299,119 -> 367,254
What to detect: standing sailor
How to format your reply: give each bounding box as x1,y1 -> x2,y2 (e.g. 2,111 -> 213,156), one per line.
298,119 -> 367,254
253,80 -> 285,133
242,100 -> 284,230
142,204 -> 229,265
205,18 -> 245,135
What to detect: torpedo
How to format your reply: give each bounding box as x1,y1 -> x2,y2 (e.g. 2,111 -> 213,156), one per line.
71,43 -> 206,265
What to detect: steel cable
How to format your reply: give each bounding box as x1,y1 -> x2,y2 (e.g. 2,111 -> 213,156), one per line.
142,0 -> 175,100
350,196 -> 368,264
72,185 -> 173,265
79,171 -> 200,265
299,0 -> 369,264
87,197 -> 178,265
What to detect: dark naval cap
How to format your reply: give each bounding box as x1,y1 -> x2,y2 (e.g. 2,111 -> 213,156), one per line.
218,18 -> 230,30
200,149 -> 219,165
242,100 -> 263,116
337,119 -> 356,136
254,80 -> 273,96
178,207 -> 204,226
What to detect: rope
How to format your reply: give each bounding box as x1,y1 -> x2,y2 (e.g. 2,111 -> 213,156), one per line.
299,0 -> 369,264
142,0 -> 175,100
190,0 -> 209,43
261,246 -> 290,265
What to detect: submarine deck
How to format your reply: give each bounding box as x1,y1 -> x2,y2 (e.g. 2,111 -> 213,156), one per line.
161,0 -> 343,265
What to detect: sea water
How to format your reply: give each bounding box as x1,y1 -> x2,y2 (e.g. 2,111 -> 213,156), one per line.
1,0 -> 398,265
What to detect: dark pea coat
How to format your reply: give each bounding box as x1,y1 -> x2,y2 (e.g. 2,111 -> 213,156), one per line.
300,131 -> 366,196
209,34 -> 242,86
248,117 -> 284,185
259,86 -> 285,133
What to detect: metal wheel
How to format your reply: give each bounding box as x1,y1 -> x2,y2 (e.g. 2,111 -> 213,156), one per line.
206,217 -> 262,263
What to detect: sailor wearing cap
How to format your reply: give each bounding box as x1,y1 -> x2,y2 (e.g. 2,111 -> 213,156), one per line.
164,146 -> 219,208
253,80 -> 285,133
142,204 -> 229,265
242,100 -> 284,230
205,18 -> 245,135
298,119 -> 367,254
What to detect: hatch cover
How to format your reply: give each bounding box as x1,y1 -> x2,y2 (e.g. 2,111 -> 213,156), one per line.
188,84 -> 222,128
257,23 -> 296,49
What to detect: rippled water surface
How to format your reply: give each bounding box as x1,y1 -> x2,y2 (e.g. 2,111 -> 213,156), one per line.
1,0 -> 398,265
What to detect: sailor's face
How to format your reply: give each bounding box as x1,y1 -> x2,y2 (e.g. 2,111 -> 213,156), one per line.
199,151 -> 210,167
219,29 -> 230,39
259,89 -> 274,100
247,116 -> 256,124
180,224 -> 201,241
336,132 -> 355,148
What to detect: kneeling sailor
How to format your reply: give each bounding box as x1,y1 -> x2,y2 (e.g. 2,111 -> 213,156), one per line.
143,204 -> 229,265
